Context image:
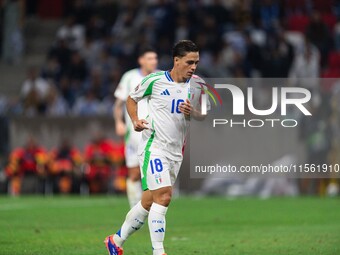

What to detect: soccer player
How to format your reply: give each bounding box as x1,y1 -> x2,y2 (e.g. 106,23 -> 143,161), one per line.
105,40 -> 209,255
114,47 -> 158,208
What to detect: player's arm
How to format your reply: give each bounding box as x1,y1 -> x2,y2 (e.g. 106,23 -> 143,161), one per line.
113,98 -> 126,136
113,71 -> 131,136
126,96 -> 148,132
128,74 -> 157,131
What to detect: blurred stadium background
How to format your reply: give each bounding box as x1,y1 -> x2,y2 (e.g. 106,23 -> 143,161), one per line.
0,0 -> 339,197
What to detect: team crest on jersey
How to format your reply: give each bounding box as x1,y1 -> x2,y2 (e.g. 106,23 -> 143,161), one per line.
155,174 -> 162,184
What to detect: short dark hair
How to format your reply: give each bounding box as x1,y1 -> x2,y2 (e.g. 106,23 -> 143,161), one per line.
172,40 -> 199,58
138,46 -> 157,57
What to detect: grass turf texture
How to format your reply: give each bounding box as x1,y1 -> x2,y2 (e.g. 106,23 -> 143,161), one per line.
0,196 -> 339,255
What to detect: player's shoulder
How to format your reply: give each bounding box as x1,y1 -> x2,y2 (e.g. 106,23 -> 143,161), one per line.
141,70 -> 165,86
122,68 -> 140,79
191,74 -> 205,83
190,74 -> 207,87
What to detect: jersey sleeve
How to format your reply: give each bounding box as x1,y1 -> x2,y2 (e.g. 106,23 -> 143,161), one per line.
129,73 -> 161,102
114,72 -> 130,101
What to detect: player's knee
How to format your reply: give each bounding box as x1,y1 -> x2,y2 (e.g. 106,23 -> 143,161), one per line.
154,191 -> 172,207
161,193 -> 172,207
141,190 -> 153,211
129,173 -> 140,182
128,167 -> 140,181
141,199 -> 153,211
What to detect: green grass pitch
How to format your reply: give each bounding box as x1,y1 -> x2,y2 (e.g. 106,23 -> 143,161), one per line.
0,196 -> 339,255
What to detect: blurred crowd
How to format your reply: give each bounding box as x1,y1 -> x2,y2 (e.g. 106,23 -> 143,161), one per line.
0,0 -> 340,116
4,133 -> 127,195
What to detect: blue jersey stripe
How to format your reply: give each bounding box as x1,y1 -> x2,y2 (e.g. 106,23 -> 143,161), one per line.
165,71 -> 174,82
165,71 -> 170,81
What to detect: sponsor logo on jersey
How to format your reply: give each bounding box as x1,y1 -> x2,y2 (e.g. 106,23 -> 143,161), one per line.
161,89 -> 170,95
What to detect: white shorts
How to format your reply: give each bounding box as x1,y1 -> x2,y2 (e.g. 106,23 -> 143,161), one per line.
139,151 -> 182,191
125,131 -> 141,168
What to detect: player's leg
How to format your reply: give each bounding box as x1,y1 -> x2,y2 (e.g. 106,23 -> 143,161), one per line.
113,190 -> 153,246
104,190 -> 153,255
148,186 -> 172,255
145,155 -> 180,255
125,139 -> 143,208
126,166 -> 142,208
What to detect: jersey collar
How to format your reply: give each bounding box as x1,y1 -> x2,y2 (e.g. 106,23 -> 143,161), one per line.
165,70 -> 174,82
165,70 -> 191,83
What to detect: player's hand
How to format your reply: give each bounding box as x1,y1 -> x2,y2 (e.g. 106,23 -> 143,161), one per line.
179,99 -> 193,117
133,119 -> 149,132
115,121 -> 126,136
